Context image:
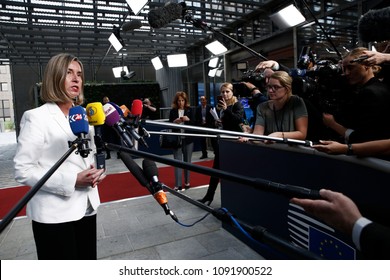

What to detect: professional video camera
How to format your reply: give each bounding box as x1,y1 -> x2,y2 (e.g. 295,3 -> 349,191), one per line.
232,70 -> 266,98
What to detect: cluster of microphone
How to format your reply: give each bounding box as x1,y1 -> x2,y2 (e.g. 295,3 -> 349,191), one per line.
67,99 -> 177,220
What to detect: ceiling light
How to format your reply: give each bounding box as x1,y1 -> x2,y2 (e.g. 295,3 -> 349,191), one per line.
216,69 -> 223,77
167,54 -> 188,67
206,40 -> 228,55
126,0 -> 148,15
269,4 -> 306,29
151,56 -> 164,70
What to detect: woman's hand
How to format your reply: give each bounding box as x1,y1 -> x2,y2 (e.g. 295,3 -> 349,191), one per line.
76,165 -> 106,188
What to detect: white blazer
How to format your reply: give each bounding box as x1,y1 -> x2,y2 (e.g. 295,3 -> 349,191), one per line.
14,102 -> 100,223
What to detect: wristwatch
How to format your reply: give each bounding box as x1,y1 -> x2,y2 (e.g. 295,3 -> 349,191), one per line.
346,143 -> 354,155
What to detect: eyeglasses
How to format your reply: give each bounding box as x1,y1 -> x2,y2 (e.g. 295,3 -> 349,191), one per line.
266,84 -> 285,91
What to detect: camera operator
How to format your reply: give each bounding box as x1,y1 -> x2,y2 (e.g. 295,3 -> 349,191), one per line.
141,98 -> 157,119
322,47 -> 390,144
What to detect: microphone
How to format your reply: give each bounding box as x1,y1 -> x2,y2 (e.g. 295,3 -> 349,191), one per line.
142,159 -> 178,222
108,101 -> 124,117
103,103 -> 134,148
125,99 -> 149,148
120,105 -> 130,117
148,2 -> 187,29
69,106 -> 91,158
358,6 -> 390,43
86,102 -> 106,169
121,19 -> 142,32
118,152 -> 151,189
131,99 -> 143,118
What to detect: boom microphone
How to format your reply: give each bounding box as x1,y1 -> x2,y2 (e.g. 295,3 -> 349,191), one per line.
86,102 -> 106,169
118,152 -> 151,189
122,19 -> 142,32
358,6 -> 390,43
148,2 -> 186,29
69,106 -> 91,158
142,159 -> 178,221
103,103 -> 134,148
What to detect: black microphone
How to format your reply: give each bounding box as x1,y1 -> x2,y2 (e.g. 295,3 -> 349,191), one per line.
118,152 -> 151,189
122,19 -> 142,32
142,159 -> 178,222
148,2 -> 187,29
358,6 -> 390,43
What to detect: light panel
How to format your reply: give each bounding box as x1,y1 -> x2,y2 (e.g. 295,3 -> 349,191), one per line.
112,66 -> 128,78
269,4 -> 306,29
167,54 -> 188,67
151,56 -> 164,70
108,33 -> 123,52
205,40 -> 227,55
126,0 -> 148,15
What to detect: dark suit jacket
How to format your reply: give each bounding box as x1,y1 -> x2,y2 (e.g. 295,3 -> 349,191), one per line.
169,107 -> 195,144
195,104 -> 215,128
341,77 -> 390,143
360,222 -> 390,260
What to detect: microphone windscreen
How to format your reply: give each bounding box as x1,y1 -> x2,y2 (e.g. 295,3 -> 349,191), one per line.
86,102 -> 105,126
131,99 -> 143,116
142,159 -> 159,180
358,7 -> 390,42
148,2 -> 183,29
103,103 -> 121,127
119,152 -> 149,188
69,106 -> 89,136
108,101 -> 124,116
120,105 -> 130,117
122,19 -> 142,32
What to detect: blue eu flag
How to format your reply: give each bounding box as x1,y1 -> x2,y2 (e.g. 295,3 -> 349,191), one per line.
309,227 -> 356,259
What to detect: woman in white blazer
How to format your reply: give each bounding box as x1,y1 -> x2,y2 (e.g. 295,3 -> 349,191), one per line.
13,53 -> 106,260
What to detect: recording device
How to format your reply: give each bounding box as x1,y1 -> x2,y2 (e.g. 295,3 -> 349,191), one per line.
358,6 -> 390,43
121,19 -> 142,32
103,103 -> 134,148
68,106 -> 91,158
142,159 -> 178,222
148,2 -> 187,28
86,102 -> 106,169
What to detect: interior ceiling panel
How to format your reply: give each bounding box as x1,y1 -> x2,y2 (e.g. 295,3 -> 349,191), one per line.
0,0 -> 381,68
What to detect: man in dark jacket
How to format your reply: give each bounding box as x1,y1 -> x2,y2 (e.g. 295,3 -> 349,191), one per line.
195,96 -> 215,159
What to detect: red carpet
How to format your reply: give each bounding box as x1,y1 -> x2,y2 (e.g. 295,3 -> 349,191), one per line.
0,160 -> 213,220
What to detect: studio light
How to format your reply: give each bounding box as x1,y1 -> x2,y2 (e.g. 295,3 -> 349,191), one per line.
108,27 -> 124,52
151,56 -> 164,70
208,57 -> 220,68
208,68 -> 218,77
167,54 -> 188,67
205,40 -> 228,55
216,69 -> 223,77
112,66 -> 128,78
269,4 -> 306,29
126,0 -> 148,15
